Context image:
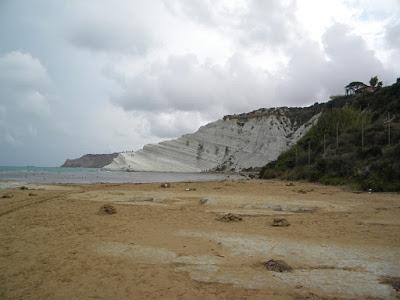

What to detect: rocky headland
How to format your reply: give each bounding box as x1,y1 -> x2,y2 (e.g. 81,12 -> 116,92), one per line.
62,153 -> 119,168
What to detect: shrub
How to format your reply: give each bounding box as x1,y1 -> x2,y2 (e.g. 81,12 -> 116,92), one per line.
260,80 -> 400,191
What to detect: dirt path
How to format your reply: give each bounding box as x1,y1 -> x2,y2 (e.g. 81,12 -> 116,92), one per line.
0,180 -> 399,299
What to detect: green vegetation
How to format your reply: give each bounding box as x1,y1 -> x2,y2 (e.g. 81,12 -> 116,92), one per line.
260,79 -> 400,192
369,75 -> 383,88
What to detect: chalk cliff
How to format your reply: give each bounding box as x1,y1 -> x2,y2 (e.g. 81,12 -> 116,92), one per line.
105,107 -> 321,172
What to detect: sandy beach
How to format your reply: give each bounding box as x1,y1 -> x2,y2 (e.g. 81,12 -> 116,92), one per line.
1,179 -> 400,299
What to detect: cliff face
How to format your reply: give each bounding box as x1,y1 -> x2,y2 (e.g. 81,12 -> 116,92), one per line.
105,107 -> 321,172
61,153 -> 119,168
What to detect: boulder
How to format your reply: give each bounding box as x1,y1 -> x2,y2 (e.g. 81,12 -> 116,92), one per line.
271,218 -> 290,227
1,193 -> 13,199
216,213 -> 243,222
199,197 -> 209,205
264,259 -> 292,272
98,204 -> 117,215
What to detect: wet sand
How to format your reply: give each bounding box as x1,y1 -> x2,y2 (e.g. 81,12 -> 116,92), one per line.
0,179 -> 399,299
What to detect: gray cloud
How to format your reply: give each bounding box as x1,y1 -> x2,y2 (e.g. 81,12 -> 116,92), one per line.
238,0 -> 299,47
386,22 -> 400,48
112,22 -> 393,120
0,51 -> 50,93
323,24 -> 381,68
0,0 -> 398,165
0,51 -> 54,165
145,111 -> 207,138
0,51 -> 52,119
164,0 -> 299,49
112,53 -> 274,117
384,20 -> 400,75
70,23 -> 155,55
163,0 -> 216,26
278,23 -> 391,105
67,1 -> 159,55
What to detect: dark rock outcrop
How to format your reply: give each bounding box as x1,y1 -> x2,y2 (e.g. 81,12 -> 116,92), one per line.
61,153 -> 119,168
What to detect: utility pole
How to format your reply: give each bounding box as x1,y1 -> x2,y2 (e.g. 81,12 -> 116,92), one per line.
388,112 -> 391,146
361,118 -> 364,151
384,112 -> 394,146
336,122 -> 339,152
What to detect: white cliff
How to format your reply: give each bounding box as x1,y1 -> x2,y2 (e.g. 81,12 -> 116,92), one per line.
105,107 -> 320,172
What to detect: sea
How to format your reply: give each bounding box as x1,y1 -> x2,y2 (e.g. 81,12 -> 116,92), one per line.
0,166 -> 238,188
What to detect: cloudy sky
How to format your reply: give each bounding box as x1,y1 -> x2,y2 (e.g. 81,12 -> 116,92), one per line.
0,0 -> 399,166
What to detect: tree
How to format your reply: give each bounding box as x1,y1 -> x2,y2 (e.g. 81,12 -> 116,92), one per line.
369,76 -> 378,87
345,81 -> 367,95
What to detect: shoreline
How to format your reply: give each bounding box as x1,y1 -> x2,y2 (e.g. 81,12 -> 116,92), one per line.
0,168 -> 242,186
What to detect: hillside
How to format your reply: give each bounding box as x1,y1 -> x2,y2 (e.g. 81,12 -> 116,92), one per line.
260,79 -> 400,191
105,106 -> 321,172
61,153 -> 119,168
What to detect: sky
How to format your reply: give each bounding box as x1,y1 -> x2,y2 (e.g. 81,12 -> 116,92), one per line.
0,0 -> 399,166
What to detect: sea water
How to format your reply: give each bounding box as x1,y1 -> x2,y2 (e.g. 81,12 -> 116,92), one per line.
0,166 -> 237,187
